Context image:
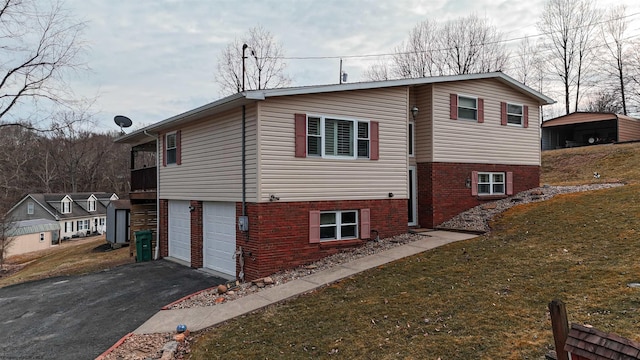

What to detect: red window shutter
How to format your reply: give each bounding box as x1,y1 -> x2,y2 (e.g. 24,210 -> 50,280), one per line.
370,121 -> 379,160
478,98 -> 484,123
501,102 -> 507,126
471,171 -> 478,196
294,113 -> 307,158
309,210 -> 320,243
162,133 -> 167,167
523,105 -> 529,128
506,172 -> 514,195
360,208 -> 371,239
450,93 -> 458,120
176,130 -> 182,165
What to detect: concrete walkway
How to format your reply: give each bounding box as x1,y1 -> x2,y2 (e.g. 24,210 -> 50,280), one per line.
134,230 -> 477,334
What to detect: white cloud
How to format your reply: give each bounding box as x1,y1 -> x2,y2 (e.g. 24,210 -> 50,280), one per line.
59,0 -> 640,131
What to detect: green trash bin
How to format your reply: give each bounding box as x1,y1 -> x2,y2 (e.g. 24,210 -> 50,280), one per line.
135,230 -> 153,262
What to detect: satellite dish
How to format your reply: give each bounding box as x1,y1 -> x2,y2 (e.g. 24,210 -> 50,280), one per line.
114,115 -> 132,134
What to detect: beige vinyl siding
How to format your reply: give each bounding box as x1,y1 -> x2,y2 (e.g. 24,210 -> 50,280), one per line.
258,87 -> 408,202
413,84 -> 433,163
159,105 -> 258,202
432,79 -> 541,166
617,117 -> 640,142
6,232 -> 52,257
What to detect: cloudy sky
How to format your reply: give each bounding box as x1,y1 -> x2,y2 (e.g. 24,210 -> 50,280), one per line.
59,0 -> 640,131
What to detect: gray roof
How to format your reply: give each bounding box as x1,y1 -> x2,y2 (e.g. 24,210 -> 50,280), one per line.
8,219 -> 60,236
116,71 -> 556,146
9,192 -> 117,220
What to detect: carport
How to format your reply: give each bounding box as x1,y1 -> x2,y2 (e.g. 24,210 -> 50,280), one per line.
541,112 -> 640,150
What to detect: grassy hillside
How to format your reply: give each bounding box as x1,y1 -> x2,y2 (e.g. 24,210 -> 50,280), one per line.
0,237 -> 132,288
191,143 -> 640,359
541,142 -> 640,185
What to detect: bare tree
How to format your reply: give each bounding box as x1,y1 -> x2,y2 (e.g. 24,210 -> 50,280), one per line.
0,0 -> 86,129
538,0 -> 600,114
585,89 -> 622,113
47,108 -> 97,193
0,124 -> 41,203
599,6 -> 631,115
363,59 -> 391,81
0,211 -> 17,268
364,14 -> 508,81
440,14 -> 509,75
215,26 -> 291,95
512,36 -> 545,90
391,19 -> 443,78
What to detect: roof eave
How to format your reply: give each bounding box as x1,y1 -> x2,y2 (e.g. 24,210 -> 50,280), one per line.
115,72 -> 555,145
115,92 -> 254,145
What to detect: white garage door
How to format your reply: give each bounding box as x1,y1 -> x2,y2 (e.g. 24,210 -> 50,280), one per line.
203,202 -> 236,276
168,200 -> 191,263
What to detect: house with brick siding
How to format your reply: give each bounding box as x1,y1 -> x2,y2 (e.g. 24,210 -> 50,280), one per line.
116,72 -> 554,281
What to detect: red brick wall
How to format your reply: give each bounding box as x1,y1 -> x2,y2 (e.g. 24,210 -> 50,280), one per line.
159,199 -> 168,258
237,199 -> 407,281
417,162 -> 540,228
190,201 -> 203,269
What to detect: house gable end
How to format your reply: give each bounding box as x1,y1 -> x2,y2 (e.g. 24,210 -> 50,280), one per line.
7,195 -> 57,221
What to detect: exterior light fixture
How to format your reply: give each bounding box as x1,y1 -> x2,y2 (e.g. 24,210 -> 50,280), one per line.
411,106 -> 419,120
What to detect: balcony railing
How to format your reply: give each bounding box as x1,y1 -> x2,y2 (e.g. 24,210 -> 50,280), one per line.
131,167 -> 157,192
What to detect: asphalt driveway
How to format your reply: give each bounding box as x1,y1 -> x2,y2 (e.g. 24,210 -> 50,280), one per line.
0,260 -> 225,359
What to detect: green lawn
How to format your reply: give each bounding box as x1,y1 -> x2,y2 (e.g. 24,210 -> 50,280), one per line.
190,144 -> 640,359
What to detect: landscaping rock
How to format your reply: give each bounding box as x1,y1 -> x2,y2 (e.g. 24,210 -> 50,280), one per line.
217,284 -> 227,294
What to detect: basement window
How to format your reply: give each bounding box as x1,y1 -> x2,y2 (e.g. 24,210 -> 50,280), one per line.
320,210 -> 358,241
477,172 -> 505,195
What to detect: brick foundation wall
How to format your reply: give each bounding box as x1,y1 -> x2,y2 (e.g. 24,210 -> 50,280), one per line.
237,199 -> 407,281
417,162 -> 540,228
159,199 -> 168,258
190,201 -> 203,269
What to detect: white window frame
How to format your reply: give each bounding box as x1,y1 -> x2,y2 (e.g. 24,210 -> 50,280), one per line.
77,219 -> 90,231
477,172 -> 506,195
319,210 -> 359,241
458,95 -> 478,121
166,132 -> 177,165
408,121 -> 415,157
61,199 -> 72,214
306,115 -> 370,159
88,199 -> 96,212
27,202 -> 34,215
99,217 -> 105,226
506,103 -> 524,126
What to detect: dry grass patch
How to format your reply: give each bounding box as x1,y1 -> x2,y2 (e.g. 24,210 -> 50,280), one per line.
542,142 -> 640,185
0,236 -> 133,288
190,185 -> 640,359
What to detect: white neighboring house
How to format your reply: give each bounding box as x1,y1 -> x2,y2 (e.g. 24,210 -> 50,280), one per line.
7,193 -> 118,239
4,219 -> 60,258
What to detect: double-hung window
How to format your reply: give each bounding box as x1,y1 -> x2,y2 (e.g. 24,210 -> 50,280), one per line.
166,133 -> 177,165
307,116 -> 369,159
507,103 -> 523,126
77,219 -> 90,231
27,202 -> 34,215
458,96 -> 478,120
477,172 -> 505,195
61,200 -> 71,214
88,199 -> 96,212
320,210 -> 358,241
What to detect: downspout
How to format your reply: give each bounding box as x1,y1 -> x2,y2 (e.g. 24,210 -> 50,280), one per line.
143,129 -> 161,260
242,104 -> 246,219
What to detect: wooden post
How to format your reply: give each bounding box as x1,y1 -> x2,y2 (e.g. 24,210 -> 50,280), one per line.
549,299 -> 569,360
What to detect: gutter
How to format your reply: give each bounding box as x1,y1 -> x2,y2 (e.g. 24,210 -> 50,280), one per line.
143,129 -> 161,260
